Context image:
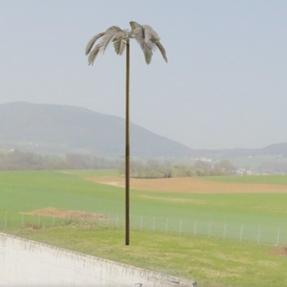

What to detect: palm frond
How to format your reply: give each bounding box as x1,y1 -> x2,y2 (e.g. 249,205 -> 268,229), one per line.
129,21 -> 145,49
129,22 -> 167,64
130,22 -> 153,63
143,25 -> 167,62
129,21 -> 142,34
86,26 -> 129,64
113,38 -> 126,55
155,41 -> 168,62
85,32 -> 104,55
143,25 -> 160,42
112,30 -> 128,55
88,44 -> 102,65
102,26 -> 122,52
143,43 -> 153,64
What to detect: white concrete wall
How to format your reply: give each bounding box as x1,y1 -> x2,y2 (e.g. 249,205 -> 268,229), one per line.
0,233 -> 194,287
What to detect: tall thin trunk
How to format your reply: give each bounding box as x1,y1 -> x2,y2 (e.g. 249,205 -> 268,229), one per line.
125,39 -> 130,246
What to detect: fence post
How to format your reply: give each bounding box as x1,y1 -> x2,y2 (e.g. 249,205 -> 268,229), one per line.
140,216 -> 144,231
223,223 -> 227,239
240,224 -> 244,242
4,211 -> 7,230
208,222 -> 212,237
275,227 -> 281,246
257,225 -> 261,244
165,218 -> 169,233
21,214 -> 25,228
38,215 -> 41,228
193,221 -> 198,235
152,217 -> 156,231
115,214 -> 119,229
1,211 -> 6,230
0,211 -> 2,231
178,219 -> 183,235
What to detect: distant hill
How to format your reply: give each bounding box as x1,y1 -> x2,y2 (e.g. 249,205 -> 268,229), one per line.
201,143 -> 287,158
260,143 -> 287,156
0,102 -> 193,157
0,102 -> 286,160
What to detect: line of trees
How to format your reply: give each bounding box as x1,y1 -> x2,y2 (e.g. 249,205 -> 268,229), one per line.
0,150 -> 236,176
0,150 -> 120,170
121,159 -> 236,178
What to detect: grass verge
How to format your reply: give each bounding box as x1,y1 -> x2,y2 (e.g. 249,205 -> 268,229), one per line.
12,225 -> 287,287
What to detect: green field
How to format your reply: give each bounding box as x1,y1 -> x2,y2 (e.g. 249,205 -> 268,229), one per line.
206,175 -> 287,185
0,170 -> 287,287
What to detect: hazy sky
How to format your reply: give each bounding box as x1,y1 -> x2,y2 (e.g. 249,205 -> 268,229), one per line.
0,0 -> 286,149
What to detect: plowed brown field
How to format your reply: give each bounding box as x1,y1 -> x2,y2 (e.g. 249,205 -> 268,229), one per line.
87,176 -> 287,194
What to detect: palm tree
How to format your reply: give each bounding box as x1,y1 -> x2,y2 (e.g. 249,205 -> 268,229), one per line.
85,21 -> 167,245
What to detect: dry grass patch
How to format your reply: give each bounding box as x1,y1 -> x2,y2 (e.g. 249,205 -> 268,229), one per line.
273,246 -> 287,257
22,207 -> 106,222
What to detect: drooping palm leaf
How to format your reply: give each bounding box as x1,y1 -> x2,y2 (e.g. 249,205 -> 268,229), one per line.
85,32 -> 105,55
86,26 -> 128,65
129,21 -> 145,49
112,30 -> 128,55
155,41 -> 168,62
113,39 -> 125,55
102,26 -> 122,52
129,21 -> 168,64
88,44 -> 102,65
143,25 -> 160,42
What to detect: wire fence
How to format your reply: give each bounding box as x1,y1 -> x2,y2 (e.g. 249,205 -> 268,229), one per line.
127,215 -> 287,246
0,211 -> 286,247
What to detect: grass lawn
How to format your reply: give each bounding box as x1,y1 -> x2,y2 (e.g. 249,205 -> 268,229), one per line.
0,170 -> 287,286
